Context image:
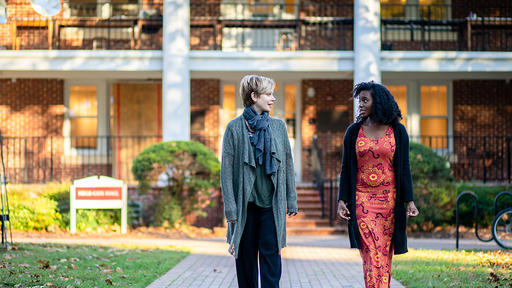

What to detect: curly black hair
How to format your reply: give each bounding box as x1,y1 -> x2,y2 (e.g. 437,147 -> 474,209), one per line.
353,81 -> 402,125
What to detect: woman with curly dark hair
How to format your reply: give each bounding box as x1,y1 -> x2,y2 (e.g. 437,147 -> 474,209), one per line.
337,81 -> 419,288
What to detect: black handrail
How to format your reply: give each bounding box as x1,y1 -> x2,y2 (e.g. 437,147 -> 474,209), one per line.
455,190 -> 493,250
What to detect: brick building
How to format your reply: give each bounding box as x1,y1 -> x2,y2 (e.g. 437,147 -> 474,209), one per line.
1,0 -> 511,187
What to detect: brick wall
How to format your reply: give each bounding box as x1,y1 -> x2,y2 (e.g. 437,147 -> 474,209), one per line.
454,80 -> 512,136
191,79 -> 220,155
301,79 -> 353,182
453,80 -> 512,181
0,79 -> 64,137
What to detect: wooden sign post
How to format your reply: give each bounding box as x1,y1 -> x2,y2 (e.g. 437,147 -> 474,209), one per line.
70,175 -> 127,234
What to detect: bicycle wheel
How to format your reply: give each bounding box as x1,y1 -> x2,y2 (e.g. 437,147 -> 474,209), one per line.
492,208 -> 512,249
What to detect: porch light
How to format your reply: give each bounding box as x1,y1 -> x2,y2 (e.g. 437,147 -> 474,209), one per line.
307,87 -> 315,98
30,0 -> 61,17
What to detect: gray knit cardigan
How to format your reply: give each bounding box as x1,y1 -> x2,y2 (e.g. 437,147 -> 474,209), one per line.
221,115 -> 298,258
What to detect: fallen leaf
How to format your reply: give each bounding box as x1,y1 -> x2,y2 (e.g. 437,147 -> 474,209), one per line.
115,267 -> 123,273
101,269 -> 114,274
105,279 -> 113,285
38,259 -> 50,269
3,254 -> 17,260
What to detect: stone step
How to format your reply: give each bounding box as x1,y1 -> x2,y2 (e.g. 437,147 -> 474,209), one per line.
296,190 -> 319,197
286,218 -> 330,228
294,210 -> 325,218
297,196 -> 322,203
299,203 -> 323,210
286,226 -> 345,236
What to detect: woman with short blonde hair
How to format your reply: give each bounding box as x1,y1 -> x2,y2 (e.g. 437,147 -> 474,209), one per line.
221,74 -> 298,288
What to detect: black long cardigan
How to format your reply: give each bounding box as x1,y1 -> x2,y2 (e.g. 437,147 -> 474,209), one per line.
338,121 -> 414,255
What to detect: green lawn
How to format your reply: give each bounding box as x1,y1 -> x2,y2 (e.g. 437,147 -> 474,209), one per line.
0,243 -> 189,288
393,249 -> 512,288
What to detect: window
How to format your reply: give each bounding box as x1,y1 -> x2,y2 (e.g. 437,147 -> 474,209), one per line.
64,0 -> 139,18
221,84 -> 236,131
284,84 -> 296,138
249,0 -> 273,17
420,85 -> 448,149
381,0 -> 449,20
381,0 -> 406,19
387,85 -> 408,128
69,85 -> 98,149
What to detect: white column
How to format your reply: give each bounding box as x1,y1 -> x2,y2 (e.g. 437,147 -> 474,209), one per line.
162,0 -> 190,141
353,0 -> 381,120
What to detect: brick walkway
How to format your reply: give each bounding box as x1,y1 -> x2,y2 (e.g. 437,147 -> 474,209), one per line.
14,235 -> 500,288
146,237 -> 404,288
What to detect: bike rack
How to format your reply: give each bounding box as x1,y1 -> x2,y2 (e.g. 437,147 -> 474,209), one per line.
456,190 -> 512,250
456,191 -> 493,250
494,191 -> 512,216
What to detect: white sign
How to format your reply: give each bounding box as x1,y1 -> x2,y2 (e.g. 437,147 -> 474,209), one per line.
70,175 -> 127,234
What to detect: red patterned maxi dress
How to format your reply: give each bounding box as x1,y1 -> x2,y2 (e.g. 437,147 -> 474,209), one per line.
355,125 -> 396,288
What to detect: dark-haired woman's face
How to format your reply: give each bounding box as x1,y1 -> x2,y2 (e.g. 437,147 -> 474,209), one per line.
358,90 -> 373,119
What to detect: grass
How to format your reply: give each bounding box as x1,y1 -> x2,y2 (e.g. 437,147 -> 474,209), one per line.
0,242 -> 189,288
393,249 -> 512,288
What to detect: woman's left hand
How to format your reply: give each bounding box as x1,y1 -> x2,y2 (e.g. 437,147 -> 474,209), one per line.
287,211 -> 297,217
407,201 -> 419,217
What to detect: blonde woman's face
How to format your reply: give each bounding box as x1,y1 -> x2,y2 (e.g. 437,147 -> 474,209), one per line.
251,91 -> 276,114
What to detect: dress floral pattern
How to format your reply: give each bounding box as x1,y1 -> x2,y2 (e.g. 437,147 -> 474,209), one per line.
356,125 -> 396,288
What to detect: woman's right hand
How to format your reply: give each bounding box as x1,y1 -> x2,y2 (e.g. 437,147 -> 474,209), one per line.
337,201 -> 350,221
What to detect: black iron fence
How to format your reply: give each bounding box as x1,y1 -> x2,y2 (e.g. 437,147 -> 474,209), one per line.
0,135 -> 219,184
381,3 -> 512,51
315,134 -> 512,184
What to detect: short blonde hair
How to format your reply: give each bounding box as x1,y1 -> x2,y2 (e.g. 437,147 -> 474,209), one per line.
240,75 -> 275,107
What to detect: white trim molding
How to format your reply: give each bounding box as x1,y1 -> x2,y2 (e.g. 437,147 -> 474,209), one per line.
0,50 -> 162,71
189,51 -> 354,72
2,50 -> 512,74
381,51 -> 512,72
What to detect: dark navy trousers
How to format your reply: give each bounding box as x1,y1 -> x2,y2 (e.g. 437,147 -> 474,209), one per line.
236,202 -> 281,288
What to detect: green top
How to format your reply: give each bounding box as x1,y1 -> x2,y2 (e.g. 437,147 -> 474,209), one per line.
248,160 -> 274,208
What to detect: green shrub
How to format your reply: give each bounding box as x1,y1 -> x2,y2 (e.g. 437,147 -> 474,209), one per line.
8,183 -> 121,232
409,142 -> 454,183
8,185 -> 64,231
456,183 -> 512,228
409,142 -> 457,231
153,195 -> 182,227
132,141 -> 220,226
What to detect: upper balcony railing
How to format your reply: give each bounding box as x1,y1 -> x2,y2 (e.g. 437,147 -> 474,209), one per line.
0,1 -> 353,51
381,3 -> 512,51
2,1 -> 511,51
0,0 -> 164,50
190,2 -> 353,51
